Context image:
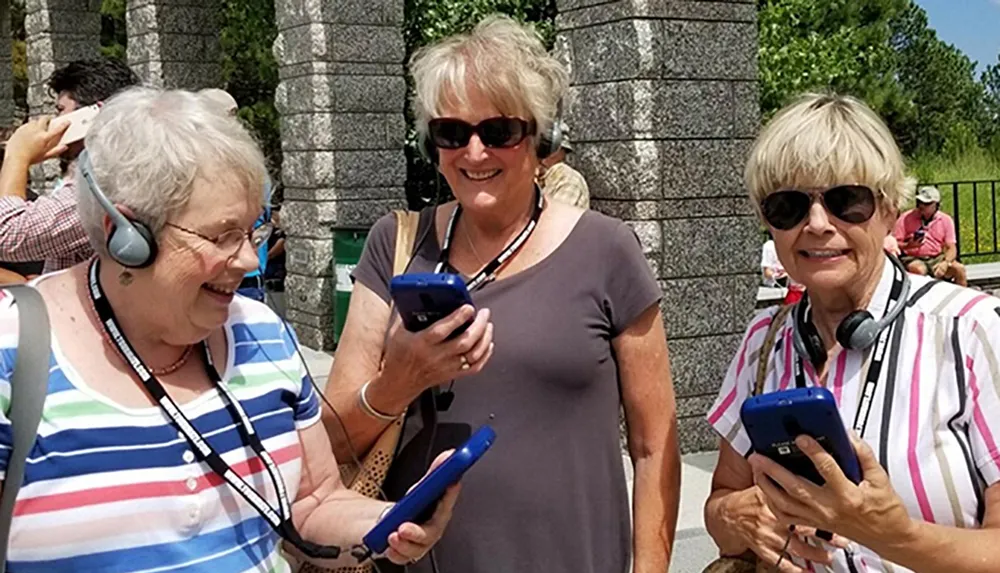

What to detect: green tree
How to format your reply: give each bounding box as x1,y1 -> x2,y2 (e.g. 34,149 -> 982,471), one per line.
890,3 -> 987,157
757,0 -> 910,122
759,0 -> 996,162
220,0 -> 281,186
983,53 -> 1000,155
100,0 -> 126,61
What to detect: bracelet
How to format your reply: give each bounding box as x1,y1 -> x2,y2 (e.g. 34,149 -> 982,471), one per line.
358,380 -> 401,421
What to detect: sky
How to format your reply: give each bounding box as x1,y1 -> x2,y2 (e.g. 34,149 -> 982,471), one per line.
915,0 -> 1000,76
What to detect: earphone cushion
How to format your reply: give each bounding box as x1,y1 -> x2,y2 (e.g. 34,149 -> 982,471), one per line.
537,121 -> 562,159
419,135 -> 438,164
836,311 -> 878,350
107,219 -> 158,268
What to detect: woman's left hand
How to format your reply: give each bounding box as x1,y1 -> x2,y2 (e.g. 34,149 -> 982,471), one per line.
748,433 -> 914,549
382,450 -> 461,565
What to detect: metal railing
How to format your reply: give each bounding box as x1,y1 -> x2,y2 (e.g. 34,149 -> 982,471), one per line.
922,180 -> 1000,260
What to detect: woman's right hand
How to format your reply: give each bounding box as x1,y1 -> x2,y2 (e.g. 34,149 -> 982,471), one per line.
730,486 -> 848,572
379,304 -> 495,396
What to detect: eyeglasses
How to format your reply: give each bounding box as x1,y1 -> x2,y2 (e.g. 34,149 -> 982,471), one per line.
166,221 -> 273,256
760,185 -> 877,230
427,117 -> 537,150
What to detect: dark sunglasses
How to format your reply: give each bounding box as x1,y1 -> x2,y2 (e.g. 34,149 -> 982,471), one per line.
427,116 -> 537,150
760,185 -> 877,230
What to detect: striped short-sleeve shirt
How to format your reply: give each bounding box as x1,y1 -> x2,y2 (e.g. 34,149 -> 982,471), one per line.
0,293 -> 321,572
707,260 -> 1000,572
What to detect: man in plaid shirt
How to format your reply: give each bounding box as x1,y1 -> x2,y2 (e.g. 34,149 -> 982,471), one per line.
0,58 -> 139,273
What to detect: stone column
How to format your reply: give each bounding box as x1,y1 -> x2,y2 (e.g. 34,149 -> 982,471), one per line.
25,0 -> 102,191
126,0 -> 222,89
0,1 -> 15,126
273,0 -> 407,350
555,0 -> 760,452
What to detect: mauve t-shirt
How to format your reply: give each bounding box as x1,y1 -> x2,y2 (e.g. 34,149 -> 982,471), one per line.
351,207 -> 662,573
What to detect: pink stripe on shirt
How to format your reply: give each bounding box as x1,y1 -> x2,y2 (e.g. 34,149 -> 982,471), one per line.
907,313 -> 936,522
966,355 -> 1000,477
958,293 -> 990,317
707,315 -> 772,424
833,350 -> 848,405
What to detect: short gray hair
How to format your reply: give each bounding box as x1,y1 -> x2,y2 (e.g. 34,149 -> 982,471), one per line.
76,86 -> 267,258
409,15 -> 569,149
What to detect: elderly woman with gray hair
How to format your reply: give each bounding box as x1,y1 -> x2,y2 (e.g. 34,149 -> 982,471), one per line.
325,14 -> 681,573
0,87 -> 457,571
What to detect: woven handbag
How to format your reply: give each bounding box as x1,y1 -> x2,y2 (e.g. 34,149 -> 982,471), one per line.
297,210 -> 421,573
702,303 -> 794,573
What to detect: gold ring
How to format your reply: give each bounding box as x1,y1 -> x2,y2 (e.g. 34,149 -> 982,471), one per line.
460,354 -> 470,370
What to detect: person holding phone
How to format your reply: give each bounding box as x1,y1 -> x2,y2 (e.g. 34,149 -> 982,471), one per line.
0,57 -> 140,273
0,87 -> 458,571
324,15 -> 680,573
703,93 -> 1000,573
892,186 -> 967,286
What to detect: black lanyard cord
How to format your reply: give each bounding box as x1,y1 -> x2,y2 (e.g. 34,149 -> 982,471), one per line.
435,185 -> 544,292
87,259 -> 350,561
794,265 -> 906,438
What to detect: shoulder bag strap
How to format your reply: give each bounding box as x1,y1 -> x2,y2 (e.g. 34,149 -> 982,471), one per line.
392,210 -> 422,277
0,285 -> 51,572
339,211 -> 422,492
754,304 -> 794,396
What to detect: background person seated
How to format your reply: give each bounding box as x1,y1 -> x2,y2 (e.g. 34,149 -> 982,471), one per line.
761,236 -> 805,304
892,185 -> 966,285
760,237 -> 786,287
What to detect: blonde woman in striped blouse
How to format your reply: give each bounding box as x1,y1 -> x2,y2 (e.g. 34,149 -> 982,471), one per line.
704,93 -> 1000,573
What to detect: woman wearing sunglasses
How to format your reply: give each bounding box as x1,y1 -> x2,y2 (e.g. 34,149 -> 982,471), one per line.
703,92 -> 1000,573
324,14 -> 681,573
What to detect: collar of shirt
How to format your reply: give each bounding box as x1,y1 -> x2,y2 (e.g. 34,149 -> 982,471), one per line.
862,255 -> 897,322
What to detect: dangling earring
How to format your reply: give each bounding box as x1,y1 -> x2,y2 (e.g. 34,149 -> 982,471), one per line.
118,270 -> 134,286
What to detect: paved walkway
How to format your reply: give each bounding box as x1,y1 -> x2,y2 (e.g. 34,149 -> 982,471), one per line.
299,346 -> 721,571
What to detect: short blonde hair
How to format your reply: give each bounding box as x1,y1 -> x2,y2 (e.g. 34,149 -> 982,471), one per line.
77,87 -> 267,258
745,93 -> 914,217
409,14 -> 568,148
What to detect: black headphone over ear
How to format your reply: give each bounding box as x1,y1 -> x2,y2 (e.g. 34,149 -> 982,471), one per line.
419,132 -> 439,165
78,149 -> 159,268
792,254 -> 911,365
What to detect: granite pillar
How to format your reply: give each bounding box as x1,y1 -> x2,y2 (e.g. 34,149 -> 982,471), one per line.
25,0 -> 101,191
273,0 -> 407,350
555,0 -> 761,453
0,1 -> 15,126
126,0 -> 222,89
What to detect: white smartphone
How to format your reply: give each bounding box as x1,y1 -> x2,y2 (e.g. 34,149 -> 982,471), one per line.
53,103 -> 102,146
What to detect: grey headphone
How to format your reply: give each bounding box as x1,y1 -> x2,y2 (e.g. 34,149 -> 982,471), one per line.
536,100 -> 564,160
78,149 -> 158,268
792,254 -> 910,364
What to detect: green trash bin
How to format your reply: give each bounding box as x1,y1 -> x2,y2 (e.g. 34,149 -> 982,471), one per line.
332,227 -> 369,346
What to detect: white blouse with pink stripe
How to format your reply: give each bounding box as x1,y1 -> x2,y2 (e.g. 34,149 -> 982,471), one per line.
707,260 -> 1000,573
